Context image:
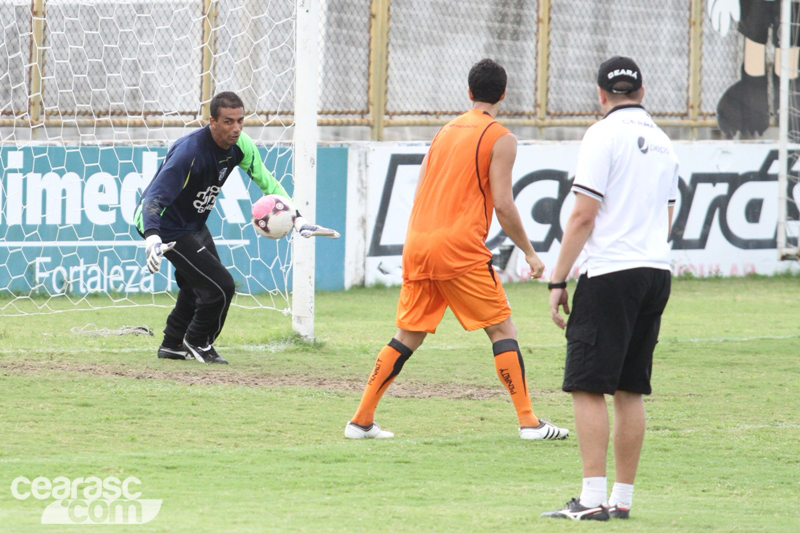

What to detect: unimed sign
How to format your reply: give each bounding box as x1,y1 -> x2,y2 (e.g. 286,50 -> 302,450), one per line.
0,146 -> 287,295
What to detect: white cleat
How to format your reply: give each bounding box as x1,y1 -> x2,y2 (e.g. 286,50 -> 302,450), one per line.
519,420 -> 569,440
344,422 -> 394,439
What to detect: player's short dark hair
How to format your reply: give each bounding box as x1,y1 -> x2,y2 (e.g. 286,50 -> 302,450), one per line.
210,91 -> 244,120
468,58 -> 507,104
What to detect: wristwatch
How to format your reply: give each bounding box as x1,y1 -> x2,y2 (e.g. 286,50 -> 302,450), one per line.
547,281 -> 567,290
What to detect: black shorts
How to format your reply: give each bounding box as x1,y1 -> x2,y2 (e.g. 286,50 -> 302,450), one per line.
739,0 -> 778,45
563,268 -> 671,395
738,0 -> 800,46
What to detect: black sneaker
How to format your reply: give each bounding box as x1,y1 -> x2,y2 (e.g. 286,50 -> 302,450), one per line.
207,346 -> 228,365
607,503 -> 630,519
157,345 -> 189,360
541,498 -> 609,521
183,338 -> 228,364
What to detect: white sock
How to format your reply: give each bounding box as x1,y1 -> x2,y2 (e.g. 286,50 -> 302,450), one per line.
579,477 -> 607,508
608,482 -> 634,508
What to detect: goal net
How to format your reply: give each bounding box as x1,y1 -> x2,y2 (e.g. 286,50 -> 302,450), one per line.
778,0 -> 800,259
0,0 -> 312,322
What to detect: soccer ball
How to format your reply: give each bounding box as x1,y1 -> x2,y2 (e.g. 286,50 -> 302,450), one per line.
252,194 -> 296,239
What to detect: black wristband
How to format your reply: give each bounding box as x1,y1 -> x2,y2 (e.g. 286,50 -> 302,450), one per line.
547,281 -> 567,290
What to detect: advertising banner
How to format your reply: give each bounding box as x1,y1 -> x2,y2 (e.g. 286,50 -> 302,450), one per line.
0,145 -> 347,295
365,142 -> 799,286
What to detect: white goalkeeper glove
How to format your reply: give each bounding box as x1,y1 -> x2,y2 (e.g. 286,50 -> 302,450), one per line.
293,216 -> 340,239
145,235 -> 176,274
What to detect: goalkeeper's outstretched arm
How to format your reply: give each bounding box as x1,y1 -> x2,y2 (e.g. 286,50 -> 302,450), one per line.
236,132 -> 290,198
236,133 -> 339,238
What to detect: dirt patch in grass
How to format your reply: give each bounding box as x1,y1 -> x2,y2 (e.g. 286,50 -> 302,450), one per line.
0,361 -> 508,401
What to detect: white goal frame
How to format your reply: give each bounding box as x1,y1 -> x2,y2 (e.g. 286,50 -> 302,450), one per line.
292,0 -> 320,339
777,0 -> 800,260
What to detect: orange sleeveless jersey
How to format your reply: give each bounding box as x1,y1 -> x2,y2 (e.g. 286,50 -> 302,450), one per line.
402,109 -> 510,281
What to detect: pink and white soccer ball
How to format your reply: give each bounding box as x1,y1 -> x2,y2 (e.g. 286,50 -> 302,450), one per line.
252,194 -> 296,239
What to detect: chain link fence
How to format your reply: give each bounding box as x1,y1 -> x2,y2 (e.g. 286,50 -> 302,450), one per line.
0,0 -> 762,138
387,0 -> 538,118
0,0 -> 30,115
550,1 -> 691,118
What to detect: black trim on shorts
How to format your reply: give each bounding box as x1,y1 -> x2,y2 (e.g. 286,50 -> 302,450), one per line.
487,259 -> 497,286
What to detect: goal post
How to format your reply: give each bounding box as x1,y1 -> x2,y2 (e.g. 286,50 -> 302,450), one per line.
778,0 -> 800,260
292,0 -> 320,339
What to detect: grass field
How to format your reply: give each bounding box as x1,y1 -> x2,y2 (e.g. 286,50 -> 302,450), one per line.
1,276 -> 799,532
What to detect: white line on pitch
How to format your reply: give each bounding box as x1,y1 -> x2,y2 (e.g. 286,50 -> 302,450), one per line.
419,334 -> 800,350
0,240 -> 251,248
0,335 -> 797,357
670,334 -> 800,343
0,342 -> 293,356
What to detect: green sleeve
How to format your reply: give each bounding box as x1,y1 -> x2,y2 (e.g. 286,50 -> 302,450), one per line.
236,132 -> 290,198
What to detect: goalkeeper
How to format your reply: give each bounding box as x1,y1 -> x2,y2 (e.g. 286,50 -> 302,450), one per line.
134,91 -> 337,364
345,59 -> 568,441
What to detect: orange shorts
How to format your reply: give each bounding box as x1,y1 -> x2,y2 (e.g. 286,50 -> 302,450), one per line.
396,263 -> 511,333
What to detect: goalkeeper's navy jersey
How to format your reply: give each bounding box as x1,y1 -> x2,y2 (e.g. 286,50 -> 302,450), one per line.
134,126 -> 288,241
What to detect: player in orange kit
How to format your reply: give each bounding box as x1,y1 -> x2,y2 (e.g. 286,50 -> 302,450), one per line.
345,58 -> 569,441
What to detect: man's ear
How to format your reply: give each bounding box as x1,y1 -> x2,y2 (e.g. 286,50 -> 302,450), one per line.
468,88 -> 474,101
499,90 -> 506,102
597,86 -> 607,106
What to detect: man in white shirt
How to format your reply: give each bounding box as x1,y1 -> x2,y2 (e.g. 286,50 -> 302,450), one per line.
542,56 -> 680,521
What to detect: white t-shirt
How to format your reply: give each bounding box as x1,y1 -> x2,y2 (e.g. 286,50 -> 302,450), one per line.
572,105 -> 679,277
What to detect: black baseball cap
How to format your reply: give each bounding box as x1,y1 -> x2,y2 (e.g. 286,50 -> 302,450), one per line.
597,56 -> 642,94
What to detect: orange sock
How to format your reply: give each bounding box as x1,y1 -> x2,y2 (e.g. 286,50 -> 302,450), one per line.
350,339 -> 413,426
493,339 -> 539,428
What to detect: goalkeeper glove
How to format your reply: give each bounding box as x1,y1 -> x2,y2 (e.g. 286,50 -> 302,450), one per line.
293,215 -> 340,239
145,235 -> 176,274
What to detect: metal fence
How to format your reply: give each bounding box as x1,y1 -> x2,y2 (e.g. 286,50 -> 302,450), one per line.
1,0 -> 748,139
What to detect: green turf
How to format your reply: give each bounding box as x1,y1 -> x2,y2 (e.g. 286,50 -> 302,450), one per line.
1,277 -> 798,532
